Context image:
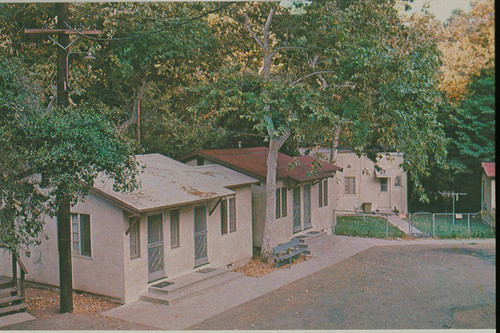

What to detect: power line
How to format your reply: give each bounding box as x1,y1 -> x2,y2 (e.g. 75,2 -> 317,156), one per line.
64,2 -> 235,42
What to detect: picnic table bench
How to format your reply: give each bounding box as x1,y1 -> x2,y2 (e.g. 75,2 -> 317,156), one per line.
273,238 -> 308,268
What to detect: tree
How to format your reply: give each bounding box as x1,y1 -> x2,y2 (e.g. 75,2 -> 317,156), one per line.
0,56 -> 46,251
437,0 -> 494,102
192,0 -> 446,260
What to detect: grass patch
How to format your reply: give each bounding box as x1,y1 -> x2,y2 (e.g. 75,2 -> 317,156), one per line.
335,215 -> 405,238
411,214 -> 495,239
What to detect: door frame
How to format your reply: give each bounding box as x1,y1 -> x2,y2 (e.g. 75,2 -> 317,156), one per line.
147,212 -> 165,283
293,187 -> 302,233
193,204 -> 209,268
303,184 -> 312,230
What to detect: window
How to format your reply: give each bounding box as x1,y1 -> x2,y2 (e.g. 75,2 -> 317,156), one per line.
229,198 -> 236,232
196,157 -> 204,166
345,177 -> 355,195
276,187 -> 287,218
380,178 -> 388,192
319,179 -> 328,207
129,217 -> 140,259
71,213 -> 91,257
221,198 -> 236,234
170,209 -> 180,248
395,176 -> 402,187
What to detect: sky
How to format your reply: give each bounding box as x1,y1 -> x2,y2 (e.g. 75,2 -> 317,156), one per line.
408,0 -> 473,21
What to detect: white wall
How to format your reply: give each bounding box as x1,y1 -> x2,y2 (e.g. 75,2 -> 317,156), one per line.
122,185 -> 254,303
331,152 -> 408,213
0,193 -> 127,301
252,178 -> 336,248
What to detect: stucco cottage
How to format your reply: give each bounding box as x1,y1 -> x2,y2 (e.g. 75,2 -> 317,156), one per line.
0,154 -> 258,303
180,147 -> 343,250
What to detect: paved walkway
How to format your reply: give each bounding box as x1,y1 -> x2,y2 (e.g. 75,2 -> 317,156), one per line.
103,235 -> 494,330
386,214 -> 423,235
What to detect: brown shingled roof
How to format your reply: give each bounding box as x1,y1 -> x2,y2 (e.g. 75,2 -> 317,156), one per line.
180,147 -> 342,183
481,162 -> 495,178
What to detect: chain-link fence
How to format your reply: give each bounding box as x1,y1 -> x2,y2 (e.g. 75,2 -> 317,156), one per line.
410,212 -> 495,238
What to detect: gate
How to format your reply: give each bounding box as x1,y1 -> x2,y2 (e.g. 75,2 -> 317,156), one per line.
409,212 -> 433,237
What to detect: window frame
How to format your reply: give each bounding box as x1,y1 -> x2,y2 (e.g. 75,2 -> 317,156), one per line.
129,217 -> 140,259
221,198 -> 236,234
319,179 -> 328,207
71,213 -> 92,258
170,209 -> 180,249
345,177 -> 356,195
276,187 -> 288,218
380,178 -> 388,192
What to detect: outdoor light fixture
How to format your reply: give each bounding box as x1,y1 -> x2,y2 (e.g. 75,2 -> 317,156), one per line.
65,50 -> 96,90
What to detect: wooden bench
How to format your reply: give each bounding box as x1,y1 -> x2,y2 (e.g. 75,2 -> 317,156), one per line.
273,238 -> 307,268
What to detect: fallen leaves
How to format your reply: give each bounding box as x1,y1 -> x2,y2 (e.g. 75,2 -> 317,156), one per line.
233,254 -> 307,277
25,286 -> 120,318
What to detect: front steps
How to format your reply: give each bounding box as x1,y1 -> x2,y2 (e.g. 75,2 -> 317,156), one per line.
293,230 -> 328,251
0,276 -> 28,320
140,268 -> 243,305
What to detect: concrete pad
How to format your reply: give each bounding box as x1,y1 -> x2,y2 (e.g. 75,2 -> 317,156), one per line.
0,312 -> 37,328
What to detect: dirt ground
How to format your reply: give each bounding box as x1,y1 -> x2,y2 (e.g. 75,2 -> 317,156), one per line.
234,254 -> 307,277
3,286 -> 156,330
25,285 -> 120,318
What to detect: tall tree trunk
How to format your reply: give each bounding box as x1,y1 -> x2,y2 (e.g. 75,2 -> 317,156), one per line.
57,192 -> 72,313
118,80 -> 146,142
134,81 -> 146,146
329,126 -> 342,164
55,3 -> 72,314
261,132 -> 289,263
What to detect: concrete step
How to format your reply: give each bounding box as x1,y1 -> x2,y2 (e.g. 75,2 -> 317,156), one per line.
0,303 -> 28,317
0,312 -> 36,328
149,267 -> 229,295
0,288 -> 18,298
0,295 -> 24,306
141,271 -> 243,305
298,231 -> 328,248
0,280 -> 14,290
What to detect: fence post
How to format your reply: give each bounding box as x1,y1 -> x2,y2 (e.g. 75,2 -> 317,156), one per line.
386,218 -> 389,238
467,214 -> 471,237
432,214 -> 436,238
409,213 -> 412,236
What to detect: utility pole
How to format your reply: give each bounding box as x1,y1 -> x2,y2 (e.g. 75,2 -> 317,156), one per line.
25,3 -> 101,313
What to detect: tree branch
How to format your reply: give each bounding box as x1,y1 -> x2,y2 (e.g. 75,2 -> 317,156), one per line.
262,7 -> 276,49
243,13 -> 264,49
270,45 -> 309,58
290,71 -> 337,86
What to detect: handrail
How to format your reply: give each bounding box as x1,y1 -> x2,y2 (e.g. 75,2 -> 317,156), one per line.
14,253 -> 28,275
0,245 -> 28,296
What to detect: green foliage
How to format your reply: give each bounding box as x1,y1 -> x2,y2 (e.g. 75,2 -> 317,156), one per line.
0,55 -> 138,250
446,69 -> 495,164
27,104 -> 139,210
0,56 -> 47,249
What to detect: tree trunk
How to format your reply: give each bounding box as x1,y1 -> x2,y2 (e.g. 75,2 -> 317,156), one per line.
119,80 -> 146,141
261,132 -> 289,263
329,126 -> 342,164
56,189 -> 73,313
135,81 -> 146,146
